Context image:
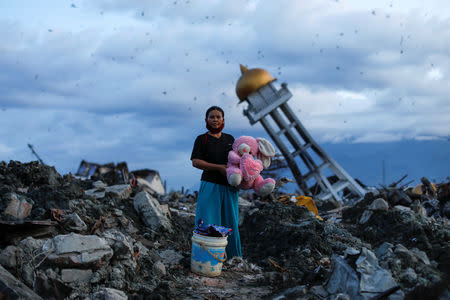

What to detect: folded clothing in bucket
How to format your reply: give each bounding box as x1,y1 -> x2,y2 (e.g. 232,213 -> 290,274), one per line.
194,219 -> 232,237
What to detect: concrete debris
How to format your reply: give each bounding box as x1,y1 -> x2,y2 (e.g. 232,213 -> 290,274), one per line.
61,212 -> 88,232
355,247 -> 397,294
326,254 -> 360,299
0,160 -> 448,299
42,233 -> 113,268
133,190 -> 173,233
85,184 -> 132,200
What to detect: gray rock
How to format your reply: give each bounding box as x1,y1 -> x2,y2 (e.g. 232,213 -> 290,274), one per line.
368,198 -> 389,211
0,245 -> 18,268
85,184 -> 131,199
62,212 -> 88,232
326,255 -> 360,300
133,191 -> 173,232
19,236 -> 46,252
344,247 -> 360,258
410,248 -> 430,265
359,210 -> 373,224
399,267 -> 417,284
158,249 -> 183,267
411,200 -> 427,217
356,248 -> 397,293
93,287 -> 128,300
101,229 -> 133,260
153,260 -> 167,276
93,180 -> 107,189
42,233 -> 113,268
394,244 -> 417,265
106,184 -> 132,199
393,205 -> 412,212
375,242 -> 394,260
0,265 -> 42,299
61,268 -> 93,283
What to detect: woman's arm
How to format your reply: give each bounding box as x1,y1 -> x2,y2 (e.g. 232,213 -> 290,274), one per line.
192,159 -> 227,176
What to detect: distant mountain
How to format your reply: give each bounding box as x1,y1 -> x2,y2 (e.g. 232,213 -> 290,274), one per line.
324,140 -> 449,187
265,139 -> 449,194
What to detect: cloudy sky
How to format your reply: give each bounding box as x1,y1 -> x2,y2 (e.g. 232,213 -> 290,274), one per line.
1,0 -> 449,191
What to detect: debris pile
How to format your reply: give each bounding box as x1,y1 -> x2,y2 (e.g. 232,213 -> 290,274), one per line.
0,160 -> 448,299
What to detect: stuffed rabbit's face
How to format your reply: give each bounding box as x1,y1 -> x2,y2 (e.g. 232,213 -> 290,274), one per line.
232,136 -> 259,156
238,143 -> 251,156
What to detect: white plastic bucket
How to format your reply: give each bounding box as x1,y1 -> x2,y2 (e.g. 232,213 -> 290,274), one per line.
191,231 -> 228,277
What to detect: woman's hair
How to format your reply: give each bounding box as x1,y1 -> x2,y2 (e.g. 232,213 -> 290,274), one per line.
205,106 -> 224,119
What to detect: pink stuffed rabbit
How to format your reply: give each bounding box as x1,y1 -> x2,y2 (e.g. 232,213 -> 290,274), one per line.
226,136 -> 276,196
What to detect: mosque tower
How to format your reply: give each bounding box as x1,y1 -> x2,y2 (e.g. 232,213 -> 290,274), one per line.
235,65 -> 366,202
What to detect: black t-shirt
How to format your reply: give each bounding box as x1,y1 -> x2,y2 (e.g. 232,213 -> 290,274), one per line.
190,132 -> 234,186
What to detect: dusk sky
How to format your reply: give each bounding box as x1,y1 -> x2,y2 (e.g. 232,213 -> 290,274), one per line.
1,0 -> 449,191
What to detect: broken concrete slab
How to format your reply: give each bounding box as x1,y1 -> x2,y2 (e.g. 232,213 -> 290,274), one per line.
85,184 -> 131,200
61,268 -> 93,283
0,264 -> 43,299
133,191 -> 173,232
326,254 -> 360,300
355,248 -> 397,294
42,233 -> 113,268
92,180 -> 107,189
100,229 -> 134,260
61,212 -> 88,232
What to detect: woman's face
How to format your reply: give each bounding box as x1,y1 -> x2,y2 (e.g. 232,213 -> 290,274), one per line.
206,110 -> 224,129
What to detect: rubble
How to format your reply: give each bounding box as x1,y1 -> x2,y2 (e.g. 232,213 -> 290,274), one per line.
0,160 -> 448,299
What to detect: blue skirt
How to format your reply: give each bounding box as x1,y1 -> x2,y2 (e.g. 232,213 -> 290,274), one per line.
195,181 -> 242,258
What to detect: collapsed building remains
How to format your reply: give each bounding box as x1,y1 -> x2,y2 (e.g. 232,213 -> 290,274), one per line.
0,160 -> 448,299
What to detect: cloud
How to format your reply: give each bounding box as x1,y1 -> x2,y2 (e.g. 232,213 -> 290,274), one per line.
0,0 -> 449,189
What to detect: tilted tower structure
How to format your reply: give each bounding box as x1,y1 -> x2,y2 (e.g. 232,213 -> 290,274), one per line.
235,65 -> 366,202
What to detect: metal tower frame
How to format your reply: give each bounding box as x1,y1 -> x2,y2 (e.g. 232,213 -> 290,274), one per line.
243,82 -> 366,202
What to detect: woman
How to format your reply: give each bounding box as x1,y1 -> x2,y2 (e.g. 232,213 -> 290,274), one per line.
190,106 -> 242,258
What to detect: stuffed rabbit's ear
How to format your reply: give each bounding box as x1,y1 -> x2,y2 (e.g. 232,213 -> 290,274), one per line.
258,154 -> 271,169
257,138 -> 276,157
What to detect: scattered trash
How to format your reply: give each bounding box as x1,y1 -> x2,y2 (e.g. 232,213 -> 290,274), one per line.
194,219 -> 232,237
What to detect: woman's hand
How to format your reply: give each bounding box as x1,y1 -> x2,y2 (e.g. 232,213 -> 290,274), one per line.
192,159 -> 228,176
218,164 -> 228,176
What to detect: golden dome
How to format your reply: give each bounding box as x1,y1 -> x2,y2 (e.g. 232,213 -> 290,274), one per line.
235,64 -> 276,101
